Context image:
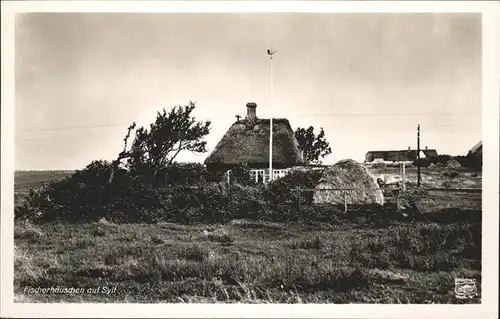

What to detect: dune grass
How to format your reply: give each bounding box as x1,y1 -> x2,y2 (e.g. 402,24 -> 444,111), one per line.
14,219 -> 481,303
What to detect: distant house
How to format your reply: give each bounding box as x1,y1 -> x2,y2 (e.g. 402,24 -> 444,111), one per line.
365,147 -> 438,163
204,102 -> 305,183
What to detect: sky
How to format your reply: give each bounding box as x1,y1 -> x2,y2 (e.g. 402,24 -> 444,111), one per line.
15,13 -> 482,170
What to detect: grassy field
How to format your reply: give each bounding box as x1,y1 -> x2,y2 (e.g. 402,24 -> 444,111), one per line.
14,219 -> 481,303
13,168 -> 482,303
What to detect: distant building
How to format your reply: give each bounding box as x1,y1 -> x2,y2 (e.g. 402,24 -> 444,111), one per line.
204,102 -> 305,183
467,141 -> 482,158
365,147 -> 438,163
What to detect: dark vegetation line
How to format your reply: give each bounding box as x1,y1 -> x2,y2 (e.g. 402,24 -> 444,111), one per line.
14,214 -> 482,303
14,161 -> 481,225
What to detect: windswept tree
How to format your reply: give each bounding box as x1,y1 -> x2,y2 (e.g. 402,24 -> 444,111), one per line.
110,102 -> 211,183
294,126 -> 332,164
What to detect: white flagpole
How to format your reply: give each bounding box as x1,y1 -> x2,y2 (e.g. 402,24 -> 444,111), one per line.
268,48 -> 275,183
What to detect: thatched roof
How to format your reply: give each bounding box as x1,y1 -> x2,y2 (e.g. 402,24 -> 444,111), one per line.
314,159 -> 384,206
205,118 -> 304,167
365,149 -> 438,162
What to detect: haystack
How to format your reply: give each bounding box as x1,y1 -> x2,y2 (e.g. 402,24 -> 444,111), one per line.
313,159 -> 384,206
446,160 -> 461,169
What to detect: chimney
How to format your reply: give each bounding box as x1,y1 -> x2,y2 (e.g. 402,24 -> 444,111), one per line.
408,146 -> 411,151
246,102 -> 257,120
425,146 -> 428,150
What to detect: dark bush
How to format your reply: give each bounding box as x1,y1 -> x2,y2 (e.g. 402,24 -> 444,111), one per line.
428,154 -> 452,165
154,182 -> 269,224
18,156 -> 481,225
413,158 -> 431,168
371,162 -> 387,169
229,163 -> 255,186
265,169 -> 323,213
157,162 -> 216,186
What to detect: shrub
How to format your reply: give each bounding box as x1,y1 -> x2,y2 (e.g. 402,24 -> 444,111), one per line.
371,162 -> 387,169
350,241 -> 391,269
229,163 -> 255,186
289,235 -> 324,250
297,204 -> 342,223
468,154 -> 482,170
16,160 -> 236,224
454,154 -> 481,171
441,181 -> 452,188
398,187 -> 428,211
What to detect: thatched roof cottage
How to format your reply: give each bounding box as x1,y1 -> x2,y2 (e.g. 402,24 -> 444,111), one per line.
204,102 -> 304,182
365,147 -> 438,163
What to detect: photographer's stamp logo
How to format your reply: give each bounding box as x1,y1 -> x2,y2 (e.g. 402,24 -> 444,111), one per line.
455,278 -> 478,299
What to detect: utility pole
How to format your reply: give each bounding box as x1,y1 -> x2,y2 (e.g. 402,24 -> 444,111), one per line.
417,124 -> 421,187
267,48 -> 276,183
